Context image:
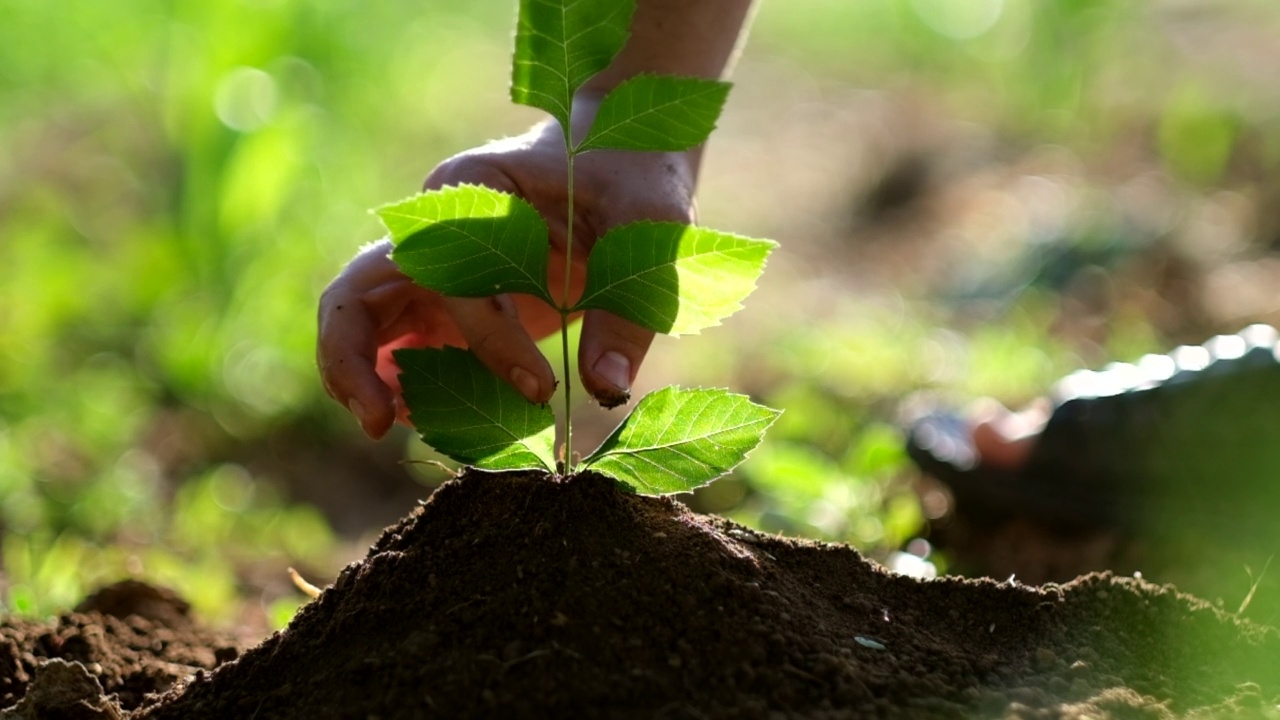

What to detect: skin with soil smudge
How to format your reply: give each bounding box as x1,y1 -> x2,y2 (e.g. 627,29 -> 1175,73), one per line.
5,470 -> 1278,718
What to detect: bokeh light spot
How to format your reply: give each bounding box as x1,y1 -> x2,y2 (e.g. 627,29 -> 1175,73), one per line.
215,66 -> 279,132
910,0 -> 1005,40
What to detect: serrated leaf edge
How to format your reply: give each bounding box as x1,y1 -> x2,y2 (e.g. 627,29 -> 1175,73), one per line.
580,386 -> 782,494
376,184 -> 556,305
395,347 -> 557,474
571,221 -> 778,336
577,73 -> 732,153
509,0 -> 635,131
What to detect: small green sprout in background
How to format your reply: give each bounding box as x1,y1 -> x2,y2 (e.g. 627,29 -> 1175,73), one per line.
374,0 -> 780,494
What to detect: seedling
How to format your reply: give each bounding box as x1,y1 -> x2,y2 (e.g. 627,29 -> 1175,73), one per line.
373,0 -> 779,494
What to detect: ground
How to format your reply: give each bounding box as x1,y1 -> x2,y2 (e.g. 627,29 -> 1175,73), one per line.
3,470 -> 1277,719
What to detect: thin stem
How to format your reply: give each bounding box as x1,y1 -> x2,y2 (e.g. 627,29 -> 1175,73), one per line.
560,149 -> 577,475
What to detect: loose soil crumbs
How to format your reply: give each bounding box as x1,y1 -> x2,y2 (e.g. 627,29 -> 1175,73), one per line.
0,580 -> 248,719
5,470 -> 1278,718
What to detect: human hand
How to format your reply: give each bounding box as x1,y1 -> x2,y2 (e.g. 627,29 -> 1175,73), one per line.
318,107 -> 700,439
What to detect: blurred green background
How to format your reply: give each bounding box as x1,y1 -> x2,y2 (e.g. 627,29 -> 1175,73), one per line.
3,0 -> 1279,630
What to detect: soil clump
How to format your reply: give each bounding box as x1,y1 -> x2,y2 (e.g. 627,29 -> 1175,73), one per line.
0,580 -> 247,717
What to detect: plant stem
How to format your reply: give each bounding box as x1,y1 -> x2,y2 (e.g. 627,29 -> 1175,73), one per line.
560,149 -> 577,475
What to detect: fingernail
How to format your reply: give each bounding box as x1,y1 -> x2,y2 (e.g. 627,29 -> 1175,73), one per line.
348,398 -> 367,426
510,367 -> 542,401
593,351 -> 631,394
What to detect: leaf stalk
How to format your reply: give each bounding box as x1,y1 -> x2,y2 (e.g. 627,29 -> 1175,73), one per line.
561,147 -> 577,474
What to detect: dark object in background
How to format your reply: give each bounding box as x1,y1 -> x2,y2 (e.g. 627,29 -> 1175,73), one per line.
908,325 -> 1280,624
855,152 -> 934,227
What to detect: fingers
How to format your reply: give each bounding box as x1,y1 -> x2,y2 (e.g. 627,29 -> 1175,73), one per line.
319,157 -> 542,437
319,241 -> 451,439
578,309 -> 655,409
565,150 -> 696,409
322,263 -> 556,434
444,294 -> 557,404
318,277 -> 401,440
426,153 -> 559,402
323,140 -> 696,438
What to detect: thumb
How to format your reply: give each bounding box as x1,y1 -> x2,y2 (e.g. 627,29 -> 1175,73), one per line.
578,309 -> 654,409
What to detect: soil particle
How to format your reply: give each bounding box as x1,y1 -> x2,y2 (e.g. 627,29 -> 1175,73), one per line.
122,469 -> 1279,719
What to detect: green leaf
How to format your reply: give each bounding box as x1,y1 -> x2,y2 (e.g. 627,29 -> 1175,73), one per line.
511,0 -> 635,132
581,387 -> 781,494
572,221 -> 777,335
377,185 -> 553,304
578,75 -> 731,153
394,346 -> 556,473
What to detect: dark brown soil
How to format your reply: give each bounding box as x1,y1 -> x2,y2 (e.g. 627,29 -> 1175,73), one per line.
0,580 -> 248,718
5,470 -> 1280,719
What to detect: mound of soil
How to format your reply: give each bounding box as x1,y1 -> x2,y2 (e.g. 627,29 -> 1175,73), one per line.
5,470 -> 1279,718
0,580 -> 247,718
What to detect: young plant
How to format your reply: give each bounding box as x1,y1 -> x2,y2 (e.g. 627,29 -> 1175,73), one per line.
373,0 -> 779,495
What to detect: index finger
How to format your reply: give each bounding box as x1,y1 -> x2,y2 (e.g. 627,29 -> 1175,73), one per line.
318,281 -> 400,439
317,242 -> 407,439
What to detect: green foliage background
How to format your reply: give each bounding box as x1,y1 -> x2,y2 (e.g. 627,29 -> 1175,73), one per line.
3,0 -> 1278,626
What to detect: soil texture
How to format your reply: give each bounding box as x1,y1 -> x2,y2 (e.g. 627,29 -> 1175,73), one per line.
0,580 -> 248,718
5,470 -> 1279,718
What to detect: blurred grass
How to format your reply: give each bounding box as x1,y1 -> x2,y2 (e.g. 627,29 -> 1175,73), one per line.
3,0 -> 1279,627
0,0 -> 534,624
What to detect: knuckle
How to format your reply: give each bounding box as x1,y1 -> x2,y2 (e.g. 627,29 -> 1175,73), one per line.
422,157 -> 463,190
318,286 -> 349,318
467,326 -> 506,357
423,154 -> 509,192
